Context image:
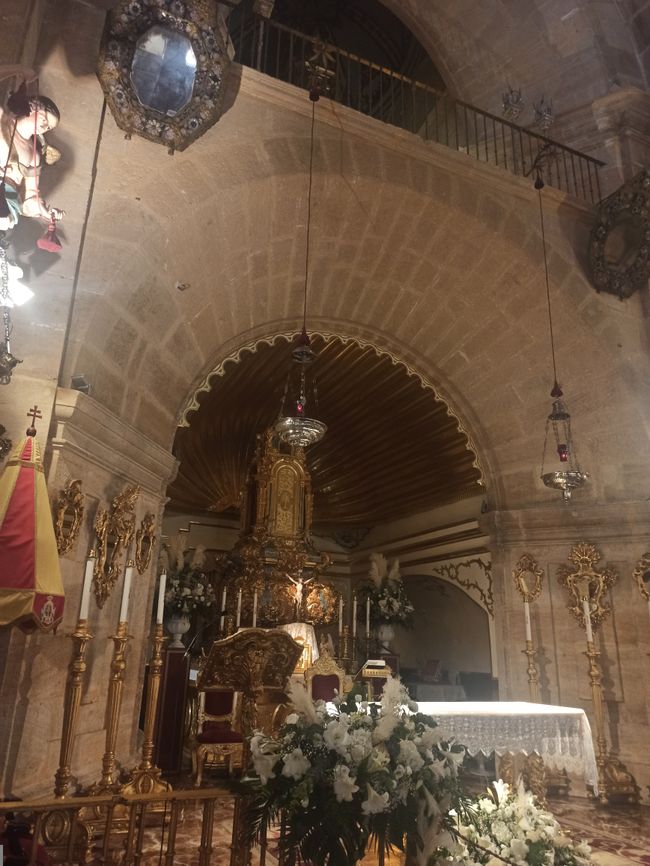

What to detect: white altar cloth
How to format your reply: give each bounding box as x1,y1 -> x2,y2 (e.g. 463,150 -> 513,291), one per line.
418,701 -> 598,791
279,622 -> 319,662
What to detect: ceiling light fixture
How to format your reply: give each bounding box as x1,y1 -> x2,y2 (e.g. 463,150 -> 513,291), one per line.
274,85 -> 327,449
536,175 -> 588,501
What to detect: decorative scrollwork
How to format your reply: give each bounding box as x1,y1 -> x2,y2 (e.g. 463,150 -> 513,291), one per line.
557,542 -> 618,632
135,512 -> 156,575
430,558 -> 493,615
53,479 -> 85,556
632,552 -> 650,602
93,484 -> 140,608
513,553 -> 544,603
304,582 -> 340,625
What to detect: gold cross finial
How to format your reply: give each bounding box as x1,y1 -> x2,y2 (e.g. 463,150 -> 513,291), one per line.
26,405 -> 42,436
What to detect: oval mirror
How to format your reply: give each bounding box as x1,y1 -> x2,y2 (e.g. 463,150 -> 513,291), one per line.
131,25 -> 196,117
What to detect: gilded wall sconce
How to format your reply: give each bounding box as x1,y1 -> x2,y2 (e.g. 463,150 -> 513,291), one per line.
632,552 -> 650,603
513,553 -> 544,603
556,542 -> 618,632
93,484 -> 140,608
53,479 -> 85,556
135,512 -> 157,575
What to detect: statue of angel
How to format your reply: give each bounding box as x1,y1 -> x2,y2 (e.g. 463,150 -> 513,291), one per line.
0,68 -> 65,232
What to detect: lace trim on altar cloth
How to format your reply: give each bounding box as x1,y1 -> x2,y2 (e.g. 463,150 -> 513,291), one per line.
421,705 -> 598,790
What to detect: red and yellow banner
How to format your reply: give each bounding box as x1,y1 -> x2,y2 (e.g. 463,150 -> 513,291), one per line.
0,435 -> 65,631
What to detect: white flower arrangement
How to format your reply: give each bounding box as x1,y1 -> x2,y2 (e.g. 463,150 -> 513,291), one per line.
367,553 -> 414,626
242,676 -> 465,866
163,537 -> 217,616
456,780 -> 593,866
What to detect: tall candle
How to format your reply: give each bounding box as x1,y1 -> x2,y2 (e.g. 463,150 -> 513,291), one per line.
582,597 -> 593,643
366,597 -> 371,638
524,600 -> 532,642
220,586 -> 227,632
352,594 -> 357,638
156,570 -> 167,625
338,596 -> 344,635
119,564 -> 134,623
79,555 -> 94,621
252,588 -> 258,627
236,588 -> 242,628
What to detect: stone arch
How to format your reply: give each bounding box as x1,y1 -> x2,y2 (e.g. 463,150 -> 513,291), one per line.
63,82 -> 650,511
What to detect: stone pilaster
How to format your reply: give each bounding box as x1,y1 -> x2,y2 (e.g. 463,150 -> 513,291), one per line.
0,388 -> 177,798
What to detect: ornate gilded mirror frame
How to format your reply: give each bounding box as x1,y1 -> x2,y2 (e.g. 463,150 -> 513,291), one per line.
557,541 -> 618,632
513,553 -> 544,603
632,552 -> 650,602
135,512 -> 157,574
53,479 -> 85,556
588,169 -> 650,300
93,484 -> 141,608
97,0 -> 231,153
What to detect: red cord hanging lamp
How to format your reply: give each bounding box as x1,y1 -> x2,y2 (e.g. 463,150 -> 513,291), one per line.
274,87 -> 327,449
537,176 -> 588,501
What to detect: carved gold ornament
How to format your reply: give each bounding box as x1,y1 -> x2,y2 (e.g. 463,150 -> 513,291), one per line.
557,542 -> 618,632
513,553 -> 544,603
92,484 -> 140,608
632,552 -> 650,602
135,512 -> 156,575
53,479 -> 85,556
430,558 -> 493,615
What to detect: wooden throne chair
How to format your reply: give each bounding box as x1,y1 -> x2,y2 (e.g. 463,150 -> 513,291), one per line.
193,686 -> 243,786
304,646 -> 350,701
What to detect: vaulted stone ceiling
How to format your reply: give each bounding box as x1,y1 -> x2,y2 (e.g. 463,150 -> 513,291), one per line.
167,334 -> 484,525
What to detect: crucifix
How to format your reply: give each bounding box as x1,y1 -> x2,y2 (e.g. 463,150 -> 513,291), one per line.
26,404 -> 42,435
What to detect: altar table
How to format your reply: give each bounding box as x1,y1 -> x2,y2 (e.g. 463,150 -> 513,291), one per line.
418,701 -> 598,792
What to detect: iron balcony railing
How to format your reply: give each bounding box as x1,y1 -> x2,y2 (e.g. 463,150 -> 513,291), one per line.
230,12 -> 603,204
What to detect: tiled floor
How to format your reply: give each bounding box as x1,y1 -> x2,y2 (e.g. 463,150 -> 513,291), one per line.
119,793 -> 650,866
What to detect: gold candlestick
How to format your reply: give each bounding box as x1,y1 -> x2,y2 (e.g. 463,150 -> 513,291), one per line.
121,624 -> 171,797
558,542 -> 639,804
54,619 -> 93,798
88,620 -> 130,793
584,640 -> 609,803
522,640 -> 540,703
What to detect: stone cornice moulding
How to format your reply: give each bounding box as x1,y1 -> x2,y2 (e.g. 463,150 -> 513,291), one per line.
479,503 -> 650,548
236,65 -> 595,219
51,389 -> 179,498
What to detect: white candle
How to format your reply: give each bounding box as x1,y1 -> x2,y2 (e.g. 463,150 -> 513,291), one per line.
352,594 -> 357,638
524,600 -> 532,642
339,596 -> 344,635
236,588 -> 242,628
119,564 -> 133,623
79,555 -> 94,621
582,597 -> 593,642
220,586 -> 227,632
366,597 -> 371,638
156,570 -> 167,625
252,588 -> 258,627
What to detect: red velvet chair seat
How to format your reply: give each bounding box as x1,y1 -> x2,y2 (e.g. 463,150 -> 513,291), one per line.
311,674 -> 340,701
197,722 -> 243,744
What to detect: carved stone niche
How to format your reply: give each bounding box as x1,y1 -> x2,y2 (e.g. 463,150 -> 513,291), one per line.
588,169 -> 650,300
97,0 -> 231,153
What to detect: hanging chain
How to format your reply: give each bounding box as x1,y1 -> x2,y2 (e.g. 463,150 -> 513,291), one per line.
537,185 -> 559,389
